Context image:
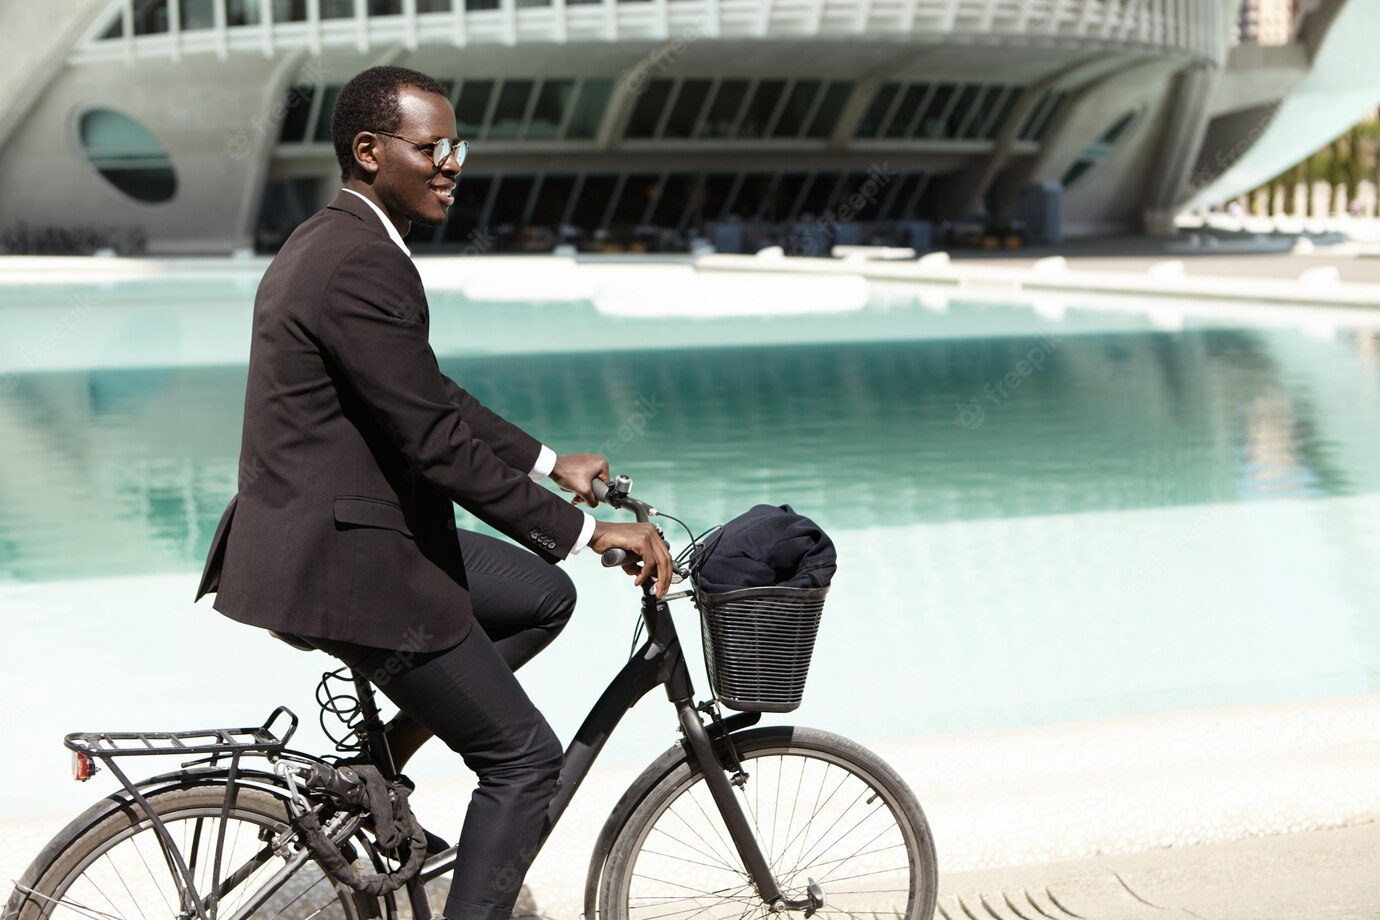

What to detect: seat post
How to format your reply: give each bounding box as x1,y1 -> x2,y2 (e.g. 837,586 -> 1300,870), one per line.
350,671 -> 398,779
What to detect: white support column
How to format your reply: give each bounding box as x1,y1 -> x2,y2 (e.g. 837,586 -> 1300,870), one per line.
121,0 -> 134,64
900,0 -> 918,33
552,0 -> 568,42
263,0 -> 276,57
980,0 -> 997,32
213,0 -> 228,60
355,0 -> 369,52
603,0 -> 616,42
451,0 -> 468,46
167,0 -> 181,62
940,0 -> 958,32
503,0 -> 517,45
306,0 -> 322,57
403,0 -> 419,49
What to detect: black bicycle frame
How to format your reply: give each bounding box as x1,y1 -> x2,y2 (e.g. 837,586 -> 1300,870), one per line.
411,584 -> 804,916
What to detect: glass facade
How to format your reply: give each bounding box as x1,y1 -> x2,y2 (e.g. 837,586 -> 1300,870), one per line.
857,80 -> 1026,141
256,70 -> 1059,252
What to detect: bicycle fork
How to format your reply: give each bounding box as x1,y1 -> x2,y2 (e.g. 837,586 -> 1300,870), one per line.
675,701 -> 825,916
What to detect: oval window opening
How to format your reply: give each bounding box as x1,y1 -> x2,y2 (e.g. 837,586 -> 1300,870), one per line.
79,109 -> 177,203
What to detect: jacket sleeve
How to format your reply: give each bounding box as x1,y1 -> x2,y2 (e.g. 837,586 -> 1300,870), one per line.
315,239 -> 583,560
438,374 -> 542,474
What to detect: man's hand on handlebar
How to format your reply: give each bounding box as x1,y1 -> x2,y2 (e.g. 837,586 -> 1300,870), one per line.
589,520 -> 675,599
551,453 -> 610,507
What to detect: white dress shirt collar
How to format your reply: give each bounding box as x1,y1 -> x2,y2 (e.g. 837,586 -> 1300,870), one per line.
341,188 -> 411,256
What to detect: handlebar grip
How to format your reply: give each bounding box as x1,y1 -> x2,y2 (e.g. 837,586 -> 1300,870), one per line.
591,478 -> 609,505
602,548 -> 640,568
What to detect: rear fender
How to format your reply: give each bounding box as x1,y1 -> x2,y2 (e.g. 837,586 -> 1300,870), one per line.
5,765 -> 294,909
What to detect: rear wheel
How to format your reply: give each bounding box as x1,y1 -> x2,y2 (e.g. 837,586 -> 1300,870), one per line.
599,726 -> 937,920
5,784 -> 381,919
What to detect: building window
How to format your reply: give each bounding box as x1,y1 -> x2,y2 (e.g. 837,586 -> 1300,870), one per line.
526,79 -> 574,140
456,80 -> 495,138
1020,90 -> 1066,142
417,0 -> 453,10
99,9 -> 124,38
855,83 -> 898,139
804,82 -> 850,138
1062,109 -> 1142,187
700,80 -> 748,138
735,79 -> 785,138
569,175 -> 618,229
271,0 -> 309,21
320,0 -> 354,18
772,80 -> 820,138
883,84 -> 929,138
663,79 -> 712,139
564,79 -> 611,139
179,0 -> 216,29
915,83 -> 955,138
313,85 -> 342,143
277,84 -> 316,142
488,80 -> 534,139
982,87 -> 1022,140
133,0 -> 170,34
79,109 -> 177,203
528,174 -> 578,226
625,80 -> 675,138
369,0 -> 403,13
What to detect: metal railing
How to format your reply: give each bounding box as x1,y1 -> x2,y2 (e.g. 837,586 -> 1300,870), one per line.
74,0 -> 1226,63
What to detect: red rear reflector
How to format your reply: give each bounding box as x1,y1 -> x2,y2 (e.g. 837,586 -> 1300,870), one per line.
72,751 -> 98,782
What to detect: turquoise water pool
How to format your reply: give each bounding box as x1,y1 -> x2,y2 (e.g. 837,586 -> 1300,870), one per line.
2,266 -> 1378,815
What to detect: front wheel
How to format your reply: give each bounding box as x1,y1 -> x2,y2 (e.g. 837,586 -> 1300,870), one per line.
599,726 -> 937,920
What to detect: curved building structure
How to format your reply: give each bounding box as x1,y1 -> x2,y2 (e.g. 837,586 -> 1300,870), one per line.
0,0 -> 1348,254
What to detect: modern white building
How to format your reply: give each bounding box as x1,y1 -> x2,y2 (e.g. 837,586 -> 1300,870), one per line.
1234,0 -> 1295,45
0,0 -> 1370,255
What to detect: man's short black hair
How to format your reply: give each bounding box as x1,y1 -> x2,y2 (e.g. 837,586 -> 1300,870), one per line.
332,65 -> 450,181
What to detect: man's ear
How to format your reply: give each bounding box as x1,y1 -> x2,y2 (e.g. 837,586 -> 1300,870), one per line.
352,132 -> 381,178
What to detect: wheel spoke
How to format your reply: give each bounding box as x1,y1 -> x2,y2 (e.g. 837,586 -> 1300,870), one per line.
614,736 -> 932,920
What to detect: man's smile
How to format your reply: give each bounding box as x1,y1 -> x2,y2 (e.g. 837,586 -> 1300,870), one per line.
430,182 -> 455,205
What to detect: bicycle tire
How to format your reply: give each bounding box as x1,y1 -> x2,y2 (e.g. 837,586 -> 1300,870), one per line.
4,783 -> 383,920
599,726 -> 937,920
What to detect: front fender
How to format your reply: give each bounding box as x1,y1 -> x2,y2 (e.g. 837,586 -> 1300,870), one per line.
581,712 -> 761,919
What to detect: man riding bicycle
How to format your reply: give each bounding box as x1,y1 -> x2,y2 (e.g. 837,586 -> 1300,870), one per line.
195,64 -> 673,920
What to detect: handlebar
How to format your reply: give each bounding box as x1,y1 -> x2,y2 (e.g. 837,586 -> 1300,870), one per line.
589,475 -> 686,582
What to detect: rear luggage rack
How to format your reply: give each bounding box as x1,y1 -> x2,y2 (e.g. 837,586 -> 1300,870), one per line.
64,706 -> 298,758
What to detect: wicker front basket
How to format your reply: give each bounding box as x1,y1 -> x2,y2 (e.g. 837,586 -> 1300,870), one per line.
694,584 -> 829,713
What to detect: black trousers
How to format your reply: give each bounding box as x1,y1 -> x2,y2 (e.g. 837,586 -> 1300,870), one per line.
306,529 -> 576,920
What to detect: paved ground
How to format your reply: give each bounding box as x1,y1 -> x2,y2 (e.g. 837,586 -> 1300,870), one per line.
939,822 -> 1380,920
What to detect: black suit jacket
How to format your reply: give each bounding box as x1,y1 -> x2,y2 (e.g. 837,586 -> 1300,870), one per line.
195,191 -> 584,652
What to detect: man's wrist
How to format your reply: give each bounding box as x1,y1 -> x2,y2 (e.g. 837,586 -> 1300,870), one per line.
566,511 -> 597,557
529,445 -> 557,482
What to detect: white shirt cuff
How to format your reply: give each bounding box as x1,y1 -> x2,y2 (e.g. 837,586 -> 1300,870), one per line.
567,511 -> 597,557
529,445 -> 557,481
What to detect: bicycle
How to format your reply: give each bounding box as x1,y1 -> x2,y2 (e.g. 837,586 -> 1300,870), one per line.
5,476 -> 938,920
